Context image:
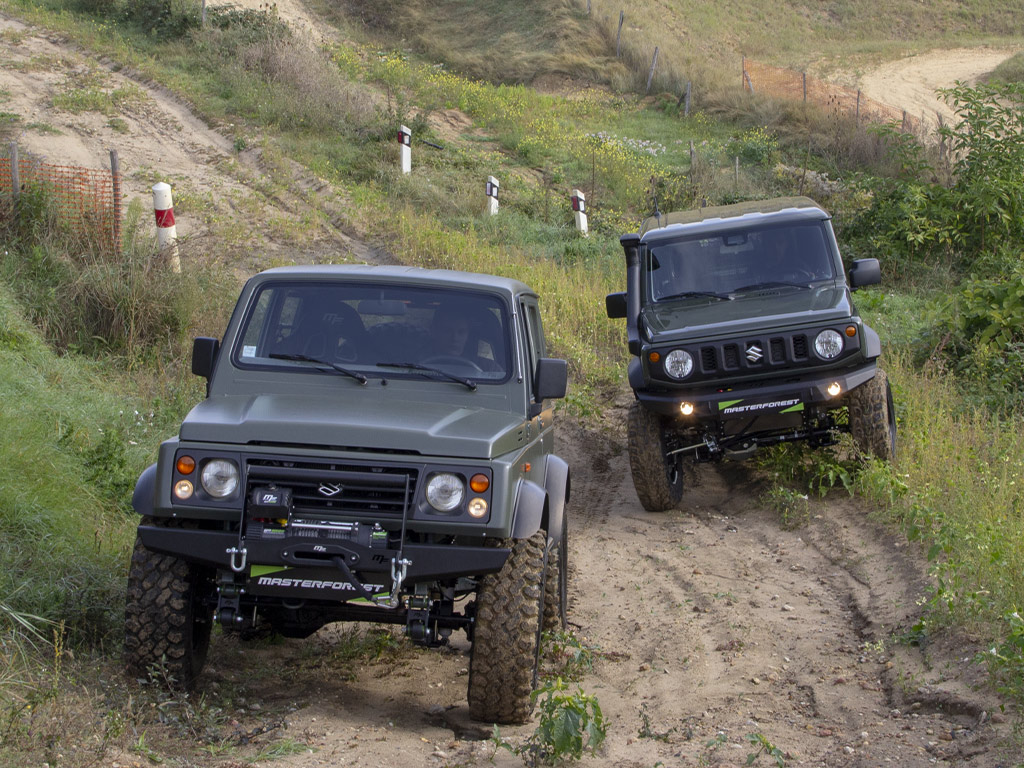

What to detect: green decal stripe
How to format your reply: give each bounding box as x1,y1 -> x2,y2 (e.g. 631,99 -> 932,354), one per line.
250,565 -> 289,577
781,403 -> 805,413
718,399 -> 743,411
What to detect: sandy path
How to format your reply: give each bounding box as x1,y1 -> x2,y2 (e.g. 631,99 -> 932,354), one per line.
0,3 -> 1015,765
858,47 -> 1021,130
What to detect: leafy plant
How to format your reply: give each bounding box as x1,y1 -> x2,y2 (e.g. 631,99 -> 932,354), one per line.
543,630 -> 598,681
744,732 -> 786,766
491,678 -> 606,765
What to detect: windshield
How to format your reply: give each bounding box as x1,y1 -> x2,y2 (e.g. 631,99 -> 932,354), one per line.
233,282 -> 511,383
645,222 -> 836,303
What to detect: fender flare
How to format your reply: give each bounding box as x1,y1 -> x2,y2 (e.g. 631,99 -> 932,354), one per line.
511,479 -> 546,540
863,325 -> 882,359
542,454 -> 570,547
132,462 -> 158,517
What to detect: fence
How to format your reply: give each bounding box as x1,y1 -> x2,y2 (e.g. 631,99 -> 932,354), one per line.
742,58 -> 925,135
0,144 -> 122,252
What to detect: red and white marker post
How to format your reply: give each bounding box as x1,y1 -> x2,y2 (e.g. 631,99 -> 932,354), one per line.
152,182 -> 180,273
571,189 -> 588,237
485,176 -> 499,216
398,125 -> 411,175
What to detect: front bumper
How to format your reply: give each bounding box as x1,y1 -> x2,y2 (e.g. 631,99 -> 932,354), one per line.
636,361 -> 877,419
137,524 -> 510,583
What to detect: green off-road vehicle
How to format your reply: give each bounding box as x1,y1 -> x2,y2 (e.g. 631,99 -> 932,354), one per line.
125,265 -> 569,724
606,197 -> 895,512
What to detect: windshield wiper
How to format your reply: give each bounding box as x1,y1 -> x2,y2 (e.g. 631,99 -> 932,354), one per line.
730,281 -> 811,294
657,290 -> 733,302
269,353 -> 368,384
376,361 -> 477,391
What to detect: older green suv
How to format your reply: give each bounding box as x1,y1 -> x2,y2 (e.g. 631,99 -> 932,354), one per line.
125,265 -> 569,724
607,197 -> 894,511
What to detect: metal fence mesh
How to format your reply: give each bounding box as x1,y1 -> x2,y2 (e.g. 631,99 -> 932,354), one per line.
742,58 -> 924,134
0,150 -> 121,251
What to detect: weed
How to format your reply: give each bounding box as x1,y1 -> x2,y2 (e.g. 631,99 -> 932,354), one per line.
637,702 -> 674,742
491,677 -> 606,765
761,485 -> 810,530
543,630 -> 598,681
745,732 -> 786,766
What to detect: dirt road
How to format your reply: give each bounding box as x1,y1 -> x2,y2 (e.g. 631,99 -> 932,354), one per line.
857,47 -> 1021,131
169,413 -> 1006,768
0,6 -> 1015,766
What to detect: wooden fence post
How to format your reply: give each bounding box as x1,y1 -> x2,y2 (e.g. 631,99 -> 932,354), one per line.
9,142 -> 19,204
802,71 -> 807,102
646,47 -> 659,93
856,90 -> 861,124
616,10 -> 624,57
734,156 -> 739,187
109,149 -> 121,255
689,140 -> 695,166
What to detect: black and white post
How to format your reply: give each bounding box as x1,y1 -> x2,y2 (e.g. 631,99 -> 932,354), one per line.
485,176 -> 499,216
571,189 -> 588,237
398,124 -> 411,175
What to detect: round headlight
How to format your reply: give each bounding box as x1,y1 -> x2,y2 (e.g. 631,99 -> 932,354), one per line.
663,349 -> 694,379
426,473 -> 465,512
201,459 -> 239,499
813,330 -> 844,360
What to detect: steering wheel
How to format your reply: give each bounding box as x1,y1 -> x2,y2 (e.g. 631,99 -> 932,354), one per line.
421,355 -> 484,373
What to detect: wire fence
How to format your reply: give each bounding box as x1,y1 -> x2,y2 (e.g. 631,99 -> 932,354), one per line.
0,144 -> 122,253
742,57 -> 925,135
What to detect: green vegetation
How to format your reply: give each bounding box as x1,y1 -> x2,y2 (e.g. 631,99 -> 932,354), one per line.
988,52 -> 1024,85
0,0 -> 1023,762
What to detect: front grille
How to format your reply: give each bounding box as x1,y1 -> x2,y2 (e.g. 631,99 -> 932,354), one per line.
770,337 -> 786,363
792,335 -> 808,359
723,344 -> 740,369
246,458 -> 418,518
701,347 -> 717,372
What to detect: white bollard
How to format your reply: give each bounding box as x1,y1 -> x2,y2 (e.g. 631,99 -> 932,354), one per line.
398,124 -> 411,175
485,176 -> 499,216
152,182 -> 180,273
571,189 -> 588,237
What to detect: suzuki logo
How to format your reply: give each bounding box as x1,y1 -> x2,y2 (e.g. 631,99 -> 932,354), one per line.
318,482 -> 343,497
746,344 -> 763,363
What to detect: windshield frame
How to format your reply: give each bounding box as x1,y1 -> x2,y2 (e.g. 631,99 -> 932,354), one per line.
642,220 -> 839,306
229,280 -> 515,385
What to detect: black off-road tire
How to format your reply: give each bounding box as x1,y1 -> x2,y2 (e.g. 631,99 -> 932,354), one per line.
627,401 -> 684,511
542,515 -> 568,633
124,522 -> 214,687
849,368 -> 896,461
467,531 -> 545,724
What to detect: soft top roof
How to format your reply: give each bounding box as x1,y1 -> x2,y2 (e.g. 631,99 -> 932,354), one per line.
247,264 -> 535,299
638,196 -> 828,238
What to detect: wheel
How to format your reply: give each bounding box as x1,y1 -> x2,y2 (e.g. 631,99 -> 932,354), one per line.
467,531 -> 545,724
848,368 -> 896,461
124,522 -> 214,687
627,401 -> 684,511
420,355 -> 484,373
542,514 -> 568,633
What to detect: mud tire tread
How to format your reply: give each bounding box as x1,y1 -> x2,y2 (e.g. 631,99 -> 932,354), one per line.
124,520 -> 213,687
468,531 -> 545,724
627,401 -> 684,511
849,368 -> 896,461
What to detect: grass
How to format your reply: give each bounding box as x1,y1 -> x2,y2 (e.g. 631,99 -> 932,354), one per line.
988,52 -> 1024,85
1,0 -> 1024,735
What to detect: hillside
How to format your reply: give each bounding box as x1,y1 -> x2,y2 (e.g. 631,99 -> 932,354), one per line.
1,0 -> 1023,766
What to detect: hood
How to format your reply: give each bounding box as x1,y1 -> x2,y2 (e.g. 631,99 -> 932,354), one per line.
178,394 -> 526,459
642,284 -> 851,341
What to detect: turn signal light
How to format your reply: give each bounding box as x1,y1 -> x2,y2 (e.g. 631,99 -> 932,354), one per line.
470,473 -> 490,493
176,455 -> 196,474
649,351 -> 661,363
845,326 -> 857,337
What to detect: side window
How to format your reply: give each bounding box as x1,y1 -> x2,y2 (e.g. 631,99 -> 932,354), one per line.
520,299 -> 545,387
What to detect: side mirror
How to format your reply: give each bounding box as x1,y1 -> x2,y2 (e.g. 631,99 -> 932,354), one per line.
192,337 -> 220,380
534,358 -> 568,401
606,292 -> 627,319
848,258 -> 881,290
